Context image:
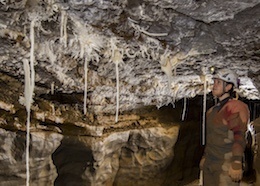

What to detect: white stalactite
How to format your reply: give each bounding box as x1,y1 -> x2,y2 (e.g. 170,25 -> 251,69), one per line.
26,108 -> 31,186
24,18 -> 36,186
84,57 -> 88,115
115,62 -> 119,123
29,21 -> 35,97
107,38 -> 124,123
60,11 -> 64,43
202,75 -> 207,145
74,23 -> 104,115
23,58 -> 30,186
51,82 -> 54,95
112,49 -> 123,123
79,40 -> 85,59
181,97 -> 187,121
60,10 -> 67,47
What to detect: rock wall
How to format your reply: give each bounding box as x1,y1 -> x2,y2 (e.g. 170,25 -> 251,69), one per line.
0,129 -> 63,186
92,127 -> 179,186
0,125 -> 179,186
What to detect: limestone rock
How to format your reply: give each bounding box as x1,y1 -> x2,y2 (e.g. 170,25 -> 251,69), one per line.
52,125 -> 179,186
0,128 -> 63,186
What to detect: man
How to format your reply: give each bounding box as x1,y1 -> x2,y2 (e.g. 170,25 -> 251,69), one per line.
200,69 -> 250,186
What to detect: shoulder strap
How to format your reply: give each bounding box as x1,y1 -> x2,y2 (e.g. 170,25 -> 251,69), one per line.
213,96 -> 232,112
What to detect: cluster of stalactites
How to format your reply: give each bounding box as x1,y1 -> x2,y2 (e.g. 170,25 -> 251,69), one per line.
18,1 -> 197,124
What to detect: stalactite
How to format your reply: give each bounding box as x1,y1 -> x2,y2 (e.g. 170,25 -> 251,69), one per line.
75,25 -> 103,114
181,97 -> 187,121
51,82 -> 54,95
24,18 -> 36,186
26,108 -> 31,186
23,58 -> 30,185
84,57 -> 88,115
202,74 -> 207,145
60,10 -> 64,44
112,49 -> 123,123
29,21 -> 35,97
107,38 -> 124,123
60,10 -> 67,47
115,62 -> 119,123
63,12 -> 68,47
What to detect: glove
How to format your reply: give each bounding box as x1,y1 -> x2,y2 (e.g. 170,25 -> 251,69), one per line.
199,157 -> 205,170
228,161 -> 243,182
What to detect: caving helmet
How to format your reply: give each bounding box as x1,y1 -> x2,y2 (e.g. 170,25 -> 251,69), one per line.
213,69 -> 239,88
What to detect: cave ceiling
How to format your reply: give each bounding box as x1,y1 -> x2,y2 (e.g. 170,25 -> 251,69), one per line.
0,0 -> 260,115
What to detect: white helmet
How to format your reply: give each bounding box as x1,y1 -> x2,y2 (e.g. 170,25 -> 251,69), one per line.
213,69 -> 239,88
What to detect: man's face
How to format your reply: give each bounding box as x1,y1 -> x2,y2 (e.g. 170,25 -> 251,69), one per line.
212,78 -> 224,97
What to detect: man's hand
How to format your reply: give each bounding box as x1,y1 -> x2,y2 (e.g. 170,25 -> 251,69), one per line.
228,161 -> 243,182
